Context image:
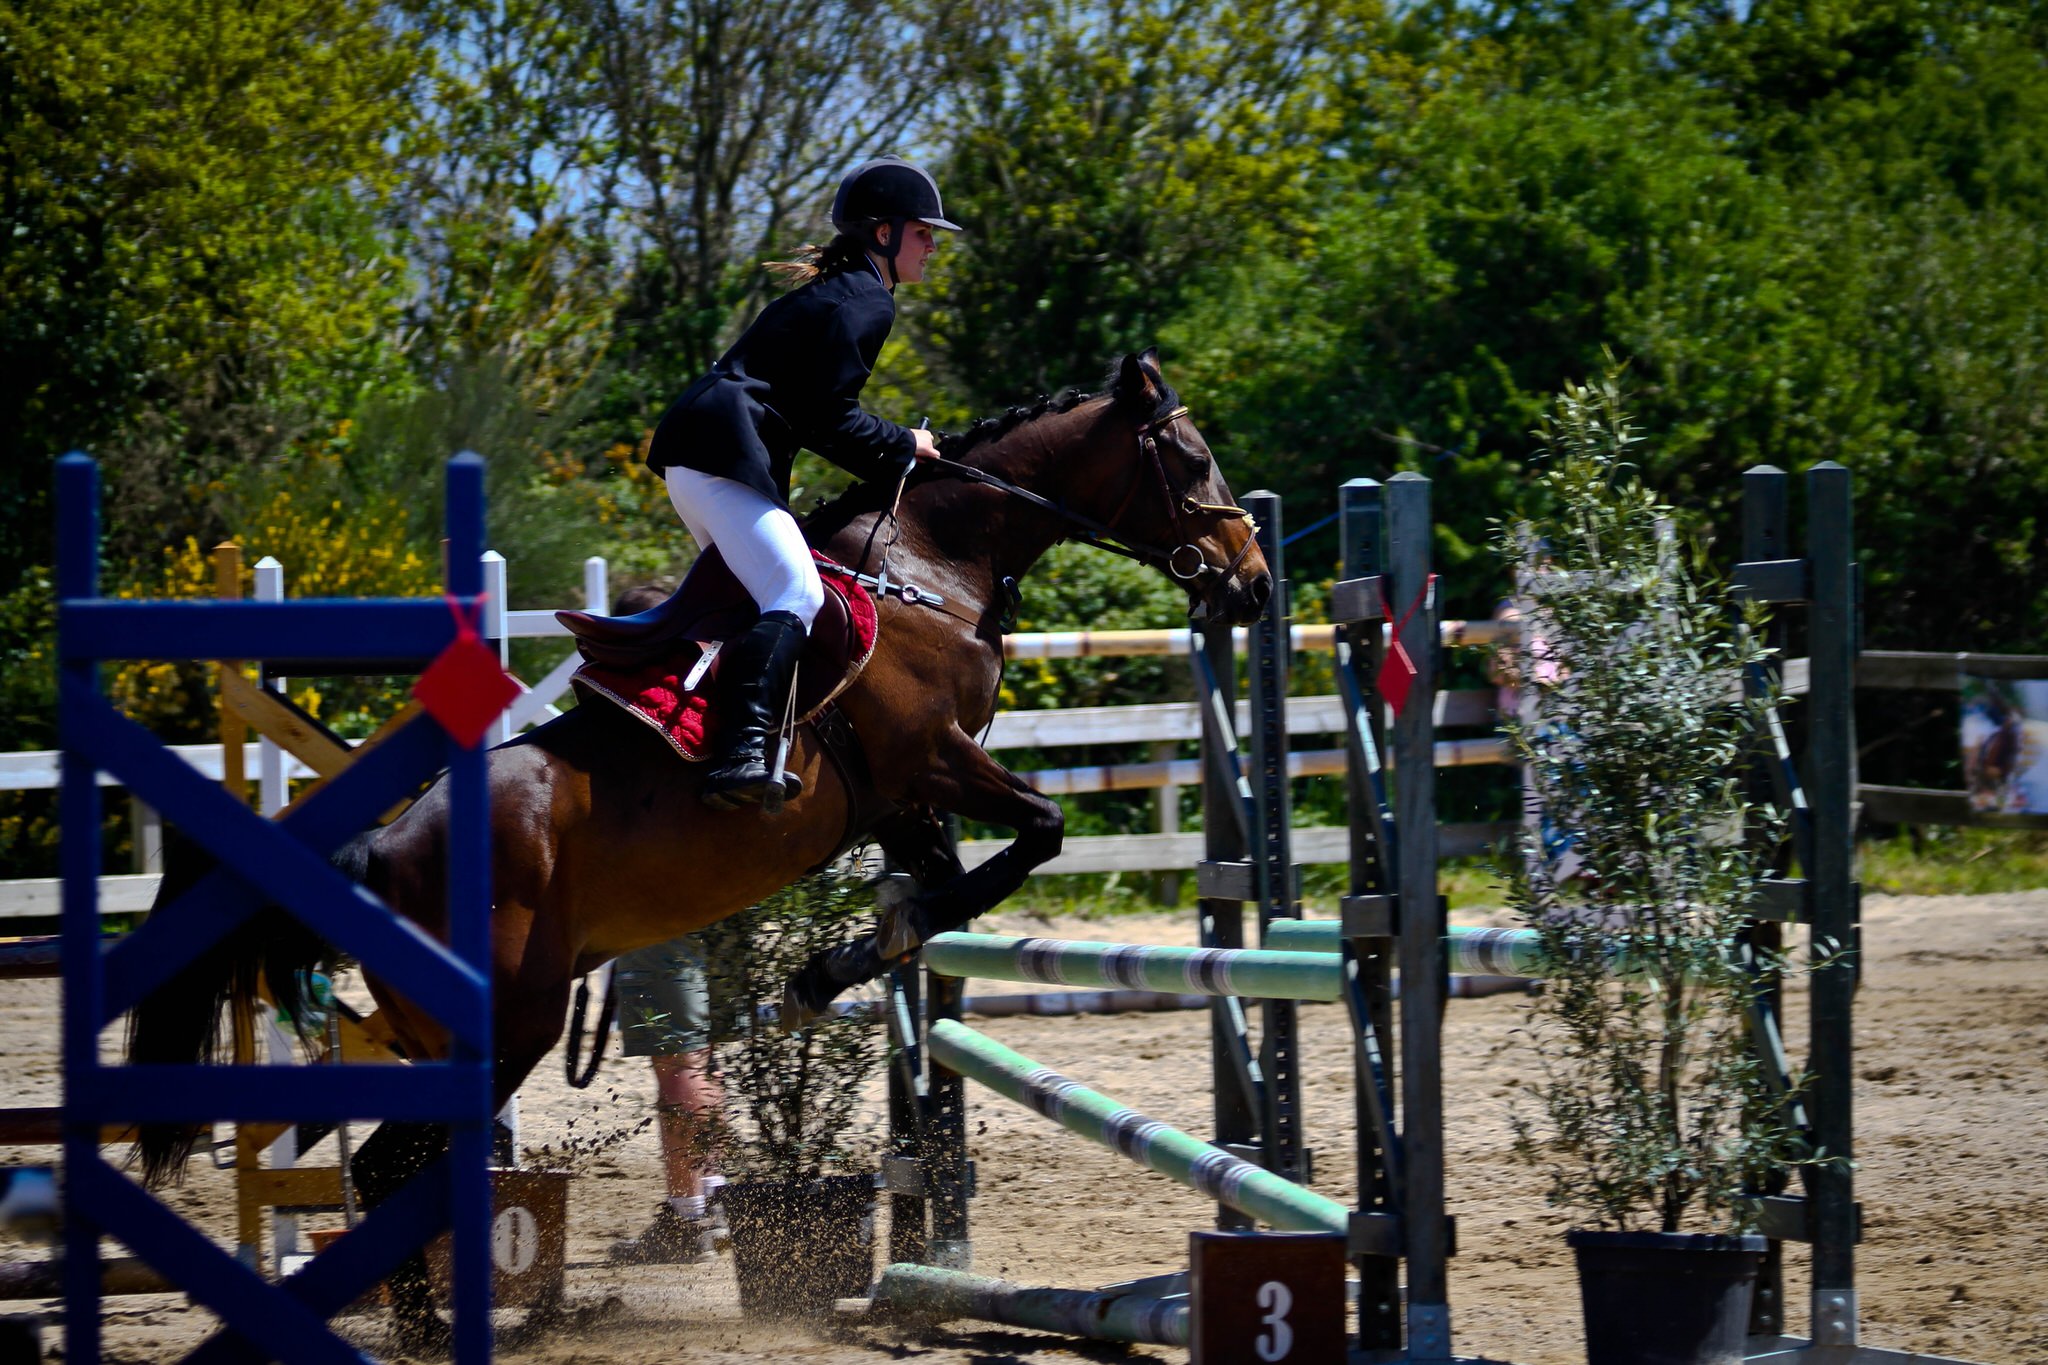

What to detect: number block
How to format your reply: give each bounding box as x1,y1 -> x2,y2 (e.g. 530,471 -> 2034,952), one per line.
426,1168 -> 570,1308
1190,1229 -> 1346,1363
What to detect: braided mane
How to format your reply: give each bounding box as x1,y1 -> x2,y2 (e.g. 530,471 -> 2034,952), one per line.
937,388 -> 1093,460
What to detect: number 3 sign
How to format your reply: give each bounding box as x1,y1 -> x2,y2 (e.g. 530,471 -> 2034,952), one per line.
1190,1230 -> 1346,1364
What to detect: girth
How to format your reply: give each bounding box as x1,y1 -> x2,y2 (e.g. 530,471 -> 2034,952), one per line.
805,702 -> 899,870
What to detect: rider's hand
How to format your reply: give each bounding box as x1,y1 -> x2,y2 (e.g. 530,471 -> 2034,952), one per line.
911,427 -> 939,461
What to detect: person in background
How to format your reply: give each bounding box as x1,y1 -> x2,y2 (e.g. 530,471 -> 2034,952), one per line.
602,583 -> 729,1266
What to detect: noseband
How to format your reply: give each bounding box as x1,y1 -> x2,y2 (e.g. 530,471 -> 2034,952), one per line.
926,405 -> 1258,587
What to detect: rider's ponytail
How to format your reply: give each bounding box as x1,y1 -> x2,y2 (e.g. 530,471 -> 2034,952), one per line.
763,231 -> 873,286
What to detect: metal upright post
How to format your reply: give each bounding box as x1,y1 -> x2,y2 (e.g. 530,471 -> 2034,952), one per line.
1389,473 -> 1450,1361
444,453 -> 497,1365
1805,462 -> 1860,1347
926,969 -> 972,1268
1338,477 -> 1402,1353
57,453 -> 106,1365
885,962 -> 928,1265
1199,614 -> 1257,1231
1245,491 -> 1303,1184
1742,466 -> 1792,1340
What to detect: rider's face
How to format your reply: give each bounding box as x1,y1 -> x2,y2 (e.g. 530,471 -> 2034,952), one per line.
879,220 -> 939,284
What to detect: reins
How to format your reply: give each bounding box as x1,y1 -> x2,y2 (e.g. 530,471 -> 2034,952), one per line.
923,405 -> 1258,585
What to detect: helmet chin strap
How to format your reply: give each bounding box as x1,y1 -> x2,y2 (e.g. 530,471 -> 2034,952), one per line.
873,217 -> 908,287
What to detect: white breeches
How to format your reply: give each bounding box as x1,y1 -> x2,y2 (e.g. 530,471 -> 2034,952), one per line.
663,466 -> 824,629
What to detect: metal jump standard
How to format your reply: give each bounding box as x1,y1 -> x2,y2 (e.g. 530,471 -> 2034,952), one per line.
57,453 -> 498,1365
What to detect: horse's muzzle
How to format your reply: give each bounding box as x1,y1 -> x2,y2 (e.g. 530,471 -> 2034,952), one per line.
1190,566 -> 1273,626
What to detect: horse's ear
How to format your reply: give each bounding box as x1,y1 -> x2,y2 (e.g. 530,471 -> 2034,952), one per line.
1116,348 -> 1166,407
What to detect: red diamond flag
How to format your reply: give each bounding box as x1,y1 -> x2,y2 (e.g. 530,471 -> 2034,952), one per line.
1377,637 -> 1419,718
1377,571 -> 1437,720
414,596 -> 520,748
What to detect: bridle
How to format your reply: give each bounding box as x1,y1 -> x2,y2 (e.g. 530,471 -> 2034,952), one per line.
924,405 -> 1260,587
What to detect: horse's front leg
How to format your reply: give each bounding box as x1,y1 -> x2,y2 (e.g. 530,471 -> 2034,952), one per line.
783,730 -> 1061,1026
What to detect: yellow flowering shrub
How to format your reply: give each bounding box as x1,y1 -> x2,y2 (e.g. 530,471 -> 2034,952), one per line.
111,451 -> 440,743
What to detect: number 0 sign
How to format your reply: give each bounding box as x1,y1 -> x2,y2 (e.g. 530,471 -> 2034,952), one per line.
1190,1230 -> 1346,1363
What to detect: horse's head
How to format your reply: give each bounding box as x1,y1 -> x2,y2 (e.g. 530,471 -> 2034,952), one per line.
1103,349 -> 1273,626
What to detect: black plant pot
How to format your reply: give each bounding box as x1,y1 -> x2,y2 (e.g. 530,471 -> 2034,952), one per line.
1568,1229 -> 1767,1365
723,1173 -> 876,1320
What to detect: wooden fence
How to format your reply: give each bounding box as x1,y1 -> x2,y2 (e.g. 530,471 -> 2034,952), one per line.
7,559 -> 2044,921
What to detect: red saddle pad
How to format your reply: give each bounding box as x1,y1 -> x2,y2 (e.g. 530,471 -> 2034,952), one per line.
570,552 -> 879,763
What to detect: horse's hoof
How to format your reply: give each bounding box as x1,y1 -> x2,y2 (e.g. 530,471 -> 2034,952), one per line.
778,981 -> 823,1032
874,902 -> 924,961
390,1307 -> 453,1358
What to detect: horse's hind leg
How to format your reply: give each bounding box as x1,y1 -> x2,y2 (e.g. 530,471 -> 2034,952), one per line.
353,917 -> 573,1348
351,1120 -> 452,1349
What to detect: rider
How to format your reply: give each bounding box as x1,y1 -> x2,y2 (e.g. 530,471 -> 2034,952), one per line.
647,155 -> 960,808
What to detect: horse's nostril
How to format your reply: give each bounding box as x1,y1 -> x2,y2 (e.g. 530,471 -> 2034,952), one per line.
1250,573 -> 1273,608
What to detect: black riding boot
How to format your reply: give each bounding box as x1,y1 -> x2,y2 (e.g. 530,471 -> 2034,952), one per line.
700,610 -> 807,810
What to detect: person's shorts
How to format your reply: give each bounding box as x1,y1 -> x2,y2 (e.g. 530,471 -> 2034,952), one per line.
613,936 -> 711,1057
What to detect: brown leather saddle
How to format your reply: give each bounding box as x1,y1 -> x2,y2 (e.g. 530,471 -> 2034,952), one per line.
555,549 -> 880,760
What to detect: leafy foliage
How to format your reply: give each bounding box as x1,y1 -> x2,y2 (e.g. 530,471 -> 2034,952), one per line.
0,0 -> 417,583
922,0 -> 1362,408
1497,374 -> 1812,1233
698,872 -> 888,1183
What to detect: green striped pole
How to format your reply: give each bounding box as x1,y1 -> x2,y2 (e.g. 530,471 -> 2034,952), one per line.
926,1018 -> 1349,1235
1266,919 -> 1547,977
875,1263 -> 1188,1346
922,933 -> 1344,1002
1264,917 -> 1694,981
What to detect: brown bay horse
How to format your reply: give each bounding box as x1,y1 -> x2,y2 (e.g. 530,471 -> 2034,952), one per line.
127,349 -> 1269,1335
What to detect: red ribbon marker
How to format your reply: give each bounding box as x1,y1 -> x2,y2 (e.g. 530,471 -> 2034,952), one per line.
1376,573 -> 1438,719
414,593 -> 521,748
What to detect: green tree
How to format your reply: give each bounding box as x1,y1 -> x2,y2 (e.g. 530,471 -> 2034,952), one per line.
0,0 -> 419,579
922,0 -> 1365,408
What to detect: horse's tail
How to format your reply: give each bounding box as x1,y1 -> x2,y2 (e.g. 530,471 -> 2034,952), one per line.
128,829 -> 373,1188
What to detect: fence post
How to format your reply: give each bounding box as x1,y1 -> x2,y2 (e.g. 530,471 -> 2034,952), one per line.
483,551 -> 512,748
1151,739 -> 1181,905
1339,476 -> 1402,1352
1806,462 -> 1860,1347
1244,490 -> 1303,1184
1388,472 -> 1449,1361
214,543 -> 248,807
1198,613 -> 1256,1231
253,557 -> 286,818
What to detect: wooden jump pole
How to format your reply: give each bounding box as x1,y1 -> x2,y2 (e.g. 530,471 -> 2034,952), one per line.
924,1018 -> 1350,1236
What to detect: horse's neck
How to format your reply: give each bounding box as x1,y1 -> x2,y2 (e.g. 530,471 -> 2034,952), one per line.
908,403 -> 1113,582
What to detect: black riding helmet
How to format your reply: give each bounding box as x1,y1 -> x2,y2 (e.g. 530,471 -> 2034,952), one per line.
831,156 -> 962,284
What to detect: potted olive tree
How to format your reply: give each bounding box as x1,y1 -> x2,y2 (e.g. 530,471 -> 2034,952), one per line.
699,869 -> 889,1320
1495,374 -> 1824,1365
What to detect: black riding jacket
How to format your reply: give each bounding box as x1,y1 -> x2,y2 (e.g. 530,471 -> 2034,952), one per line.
646,260 -> 917,507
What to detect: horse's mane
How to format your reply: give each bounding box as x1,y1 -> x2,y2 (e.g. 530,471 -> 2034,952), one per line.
801,357 -> 1181,539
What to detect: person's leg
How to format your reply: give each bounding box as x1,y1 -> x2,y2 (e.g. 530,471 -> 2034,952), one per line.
610,938 -> 725,1265
652,1048 -> 724,1214
663,467 -> 824,626
663,468 -> 824,806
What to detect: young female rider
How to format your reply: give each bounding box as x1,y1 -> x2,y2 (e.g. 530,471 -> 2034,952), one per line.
646,156 -> 960,809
